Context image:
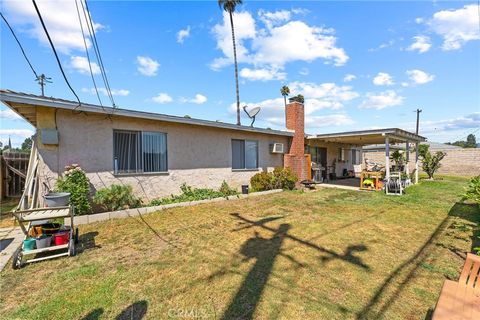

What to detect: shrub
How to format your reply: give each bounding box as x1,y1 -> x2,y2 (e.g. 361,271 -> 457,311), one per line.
272,167 -> 297,190
150,182 -> 238,206
463,175 -> 480,205
418,145 -> 446,179
250,168 -> 297,191
56,164 -> 91,215
250,171 -> 273,192
93,184 -> 142,212
219,180 -> 238,196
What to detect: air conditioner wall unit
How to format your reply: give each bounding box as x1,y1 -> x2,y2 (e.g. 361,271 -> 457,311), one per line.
270,143 -> 284,154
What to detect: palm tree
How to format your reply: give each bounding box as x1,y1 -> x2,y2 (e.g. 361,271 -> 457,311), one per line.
218,0 -> 242,125
280,85 -> 290,107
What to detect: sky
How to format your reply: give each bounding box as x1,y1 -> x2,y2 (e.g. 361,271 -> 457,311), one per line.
1,0 -> 479,147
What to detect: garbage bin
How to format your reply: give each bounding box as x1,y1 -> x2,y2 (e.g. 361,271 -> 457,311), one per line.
241,185 -> 249,194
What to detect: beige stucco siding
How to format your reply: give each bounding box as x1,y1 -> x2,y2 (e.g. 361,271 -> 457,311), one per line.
37,109 -> 288,201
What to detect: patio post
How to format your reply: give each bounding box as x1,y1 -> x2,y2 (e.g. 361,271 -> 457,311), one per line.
405,141 -> 410,177
415,142 -> 419,184
385,136 -> 390,179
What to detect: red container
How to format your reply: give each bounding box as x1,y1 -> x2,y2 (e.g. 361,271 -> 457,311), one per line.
52,231 -> 70,245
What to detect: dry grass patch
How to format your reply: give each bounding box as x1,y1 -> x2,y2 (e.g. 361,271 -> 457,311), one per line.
0,177 -> 478,319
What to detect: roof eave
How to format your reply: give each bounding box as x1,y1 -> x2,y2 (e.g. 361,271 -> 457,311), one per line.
0,91 -> 294,137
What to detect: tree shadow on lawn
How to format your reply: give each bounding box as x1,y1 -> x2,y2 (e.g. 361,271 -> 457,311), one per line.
356,202 -> 479,320
220,213 -> 370,319
81,300 -> 148,320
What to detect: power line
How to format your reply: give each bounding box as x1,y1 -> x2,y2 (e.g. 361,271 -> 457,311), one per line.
31,0 -> 81,106
74,0 -> 104,108
0,12 -> 38,78
81,0 -> 116,108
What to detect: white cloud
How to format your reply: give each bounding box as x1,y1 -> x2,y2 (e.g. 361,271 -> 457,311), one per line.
368,39 -> 395,52
82,88 -> 130,96
136,56 -> 160,76
152,93 -> 172,104
359,90 -> 404,110
177,26 -> 191,44
421,112 -> 480,132
70,56 -> 100,75
305,114 -> 355,128
0,129 -> 35,147
299,68 -> 309,76
210,11 -> 256,70
211,11 -> 348,74
239,67 -> 286,81
428,4 -> 480,50
2,0 -> 104,54
229,81 -> 358,129
406,35 -> 431,53
182,94 -> 208,105
0,109 -> 22,120
258,9 -> 291,29
252,20 -> 348,66
373,72 -> 394,86
343,74 -> 356,82
406,69 -> 434,85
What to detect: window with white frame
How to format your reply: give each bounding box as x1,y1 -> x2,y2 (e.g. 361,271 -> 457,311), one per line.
113,130 -> 167,174
232,139 -> 258,169
351,149 -> 361,165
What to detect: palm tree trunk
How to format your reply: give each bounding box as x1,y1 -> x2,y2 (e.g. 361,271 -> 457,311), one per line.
283,95 -> 287,107
229,11 -> 241,126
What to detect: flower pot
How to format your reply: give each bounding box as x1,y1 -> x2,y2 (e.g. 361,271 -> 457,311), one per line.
41,223 -> 62,235
44,192 -> 70,207
23,238 -> 36,251
35,235 -> 51,249
52,231 -> 70,246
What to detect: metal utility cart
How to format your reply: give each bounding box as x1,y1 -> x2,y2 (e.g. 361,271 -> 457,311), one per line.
12,206 -> 77,269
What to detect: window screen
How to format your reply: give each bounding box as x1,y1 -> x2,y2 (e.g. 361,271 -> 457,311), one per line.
232,139 -> 258,169
114,130 -> 167,173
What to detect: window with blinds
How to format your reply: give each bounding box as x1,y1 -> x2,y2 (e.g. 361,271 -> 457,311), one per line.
113,130 -> 167,174
232,139 -> 258,169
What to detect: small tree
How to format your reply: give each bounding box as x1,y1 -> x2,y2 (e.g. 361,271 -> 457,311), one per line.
466,134 -> 477,148
290,94 -> 304,104
418,145 -> 446,180
390,150 -> 405,170
56,164 -> 92,214
21,136 -> 33,152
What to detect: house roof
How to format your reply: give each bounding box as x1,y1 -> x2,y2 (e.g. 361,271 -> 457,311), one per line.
307,128 -> 426,145
0,89 -> 294,137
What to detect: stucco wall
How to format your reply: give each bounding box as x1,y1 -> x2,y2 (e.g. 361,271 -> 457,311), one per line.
36,109 -> 289,201
363,149 -> 480,177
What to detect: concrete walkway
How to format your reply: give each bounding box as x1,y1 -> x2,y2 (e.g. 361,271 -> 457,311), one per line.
0,227 -> 23,272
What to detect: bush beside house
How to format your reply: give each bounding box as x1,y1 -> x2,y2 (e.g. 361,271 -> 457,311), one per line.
93,184 -> 142,212
55,164 -> 91,215
250,168 -> 297,191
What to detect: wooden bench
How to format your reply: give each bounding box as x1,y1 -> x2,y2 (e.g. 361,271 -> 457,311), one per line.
433,253 -> 480,320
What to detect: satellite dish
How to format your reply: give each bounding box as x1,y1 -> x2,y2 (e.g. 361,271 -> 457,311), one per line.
243,105 -> 261,127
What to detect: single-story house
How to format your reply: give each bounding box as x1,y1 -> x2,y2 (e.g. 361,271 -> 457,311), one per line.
0,89 -> 426,205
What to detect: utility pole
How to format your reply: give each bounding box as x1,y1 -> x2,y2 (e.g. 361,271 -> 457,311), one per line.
415,108 -> 422,135
36,74 -> 52,96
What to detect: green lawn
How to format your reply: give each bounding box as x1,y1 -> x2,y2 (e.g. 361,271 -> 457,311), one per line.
0,177 -> 478,319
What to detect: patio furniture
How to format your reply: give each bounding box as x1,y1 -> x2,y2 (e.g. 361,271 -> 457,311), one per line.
385,172 -> 403,195
433,253 -> 480,320
353,165 -> 362,178
11,206 -> 77,269
360,171 -> 383,190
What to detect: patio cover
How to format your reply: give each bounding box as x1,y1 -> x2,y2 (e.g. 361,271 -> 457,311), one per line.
307,128 -> 427,183
307,128 -> 426,145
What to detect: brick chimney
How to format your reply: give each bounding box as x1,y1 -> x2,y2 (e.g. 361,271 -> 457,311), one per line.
284,99 -> 307,181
